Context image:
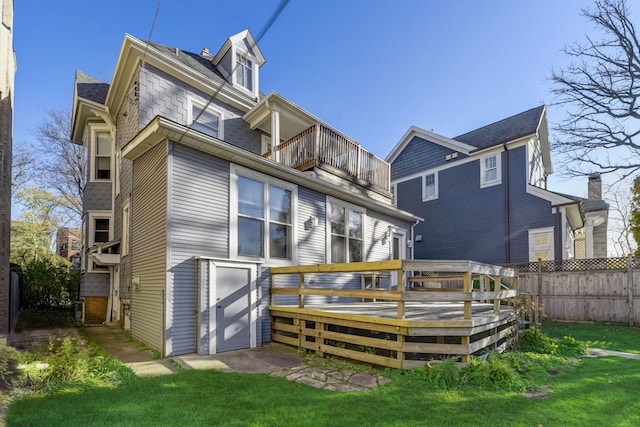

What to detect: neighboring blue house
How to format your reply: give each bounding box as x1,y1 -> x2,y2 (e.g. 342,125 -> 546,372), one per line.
386,106 -> 606,264
71,30 -> 419,356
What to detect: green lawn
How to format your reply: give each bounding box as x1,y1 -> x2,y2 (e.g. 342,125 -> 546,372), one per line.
6,320 -> 640,426
543,321 -> 640,354
6,357 -> 640,427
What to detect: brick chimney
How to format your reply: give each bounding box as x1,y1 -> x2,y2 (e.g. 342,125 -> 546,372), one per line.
588,173 -> 602,201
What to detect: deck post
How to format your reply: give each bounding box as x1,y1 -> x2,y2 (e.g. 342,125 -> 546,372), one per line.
463,272 -> 471,319
316,322 -> 325,357
461,336 -> 470,364
493,275 -> 501,313
298,273 -> 305,308
270,273 -> 276,306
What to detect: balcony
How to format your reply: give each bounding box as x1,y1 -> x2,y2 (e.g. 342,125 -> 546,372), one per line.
264,123 -> 390,195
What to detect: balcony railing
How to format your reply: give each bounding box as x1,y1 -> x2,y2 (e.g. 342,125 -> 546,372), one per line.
263,124 -> 390,194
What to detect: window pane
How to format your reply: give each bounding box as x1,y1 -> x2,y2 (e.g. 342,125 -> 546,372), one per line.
534,233 -> 549,246
269,186 -> 291,224
192,105 -> 219,137
485,156 -> 496,169
349,239 -> 362,262
96,133 -> 110,155
534,251 -> 549,261
348,211 -> 362,239
270,223 -> 291,259
331,235 -> 346,263
238,177 -> 263,218
485,168 -> 497,182
238,217 -> 263,257
95,218 -> 109,230
331,206 -> 345,235
94,231 -> 109,243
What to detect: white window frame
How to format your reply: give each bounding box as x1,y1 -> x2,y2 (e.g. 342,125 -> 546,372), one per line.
87,211 -> 113,273
480,153 -> 501,188
88,125 -> 113,183
528,226 -> 555,262
122,199 -> 130,257
232,47 -> 259,97
527,137 -> 547,189
422,172 -> 438,201
229,164 -> 298,266
261,135 -> 272,156
189,98 -> 224,140
326,197 -> 366,264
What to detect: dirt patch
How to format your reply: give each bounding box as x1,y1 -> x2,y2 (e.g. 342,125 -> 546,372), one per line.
527,384 -> 551,399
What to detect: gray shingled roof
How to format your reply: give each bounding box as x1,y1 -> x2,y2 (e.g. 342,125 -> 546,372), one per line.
75,70 -> 109,104
454,105 -> 545,151
148,42 -> 230,85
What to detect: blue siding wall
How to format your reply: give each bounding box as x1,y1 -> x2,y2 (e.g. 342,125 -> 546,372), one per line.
391,136 -> 468,181
397,145 -> 557,264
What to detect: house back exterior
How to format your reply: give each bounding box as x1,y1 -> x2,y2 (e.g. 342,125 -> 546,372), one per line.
387,106 -> 608,265
71,31 -> 419,356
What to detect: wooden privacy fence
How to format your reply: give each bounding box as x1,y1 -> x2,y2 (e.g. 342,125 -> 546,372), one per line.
506,257 -> 639,326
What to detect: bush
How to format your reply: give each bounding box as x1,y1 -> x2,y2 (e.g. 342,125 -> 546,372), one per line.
0,342 -> 23,391
518,328 -> 559,354
461,355 -> 520,391
19,255 -> 79,310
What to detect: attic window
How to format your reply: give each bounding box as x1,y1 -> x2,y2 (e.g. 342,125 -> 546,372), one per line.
235,55 -> 253,91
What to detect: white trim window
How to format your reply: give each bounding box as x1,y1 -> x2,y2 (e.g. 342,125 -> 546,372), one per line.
230,165 -> 297,264
190,99 -> 224,139
122,199 -> 130,256
480,154 -> 501,188
422,172 -> 438,201
89,126 -> 113,182
327,198 -> 364,263
528,226 -> 554,262
528,137 -> 546,189
235,54 -> 253,92
87,211 -> 113,272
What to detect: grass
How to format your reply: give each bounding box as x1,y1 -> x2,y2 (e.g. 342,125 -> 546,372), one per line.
543,320 -> 640,354
5,315 -> 640,426
5,357 -> 640,427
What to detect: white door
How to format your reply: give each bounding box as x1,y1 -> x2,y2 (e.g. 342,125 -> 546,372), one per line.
391,230 -> 406,289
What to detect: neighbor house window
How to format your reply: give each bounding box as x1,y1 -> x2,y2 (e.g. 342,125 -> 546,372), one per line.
231,165 -> 297,263
528,137 -> 547,189
190,100 -> 224,139
94,131 -> 112,180
327,198 -> 364,263
528,227 -> 554,262
480,154 -> 501,187
422,172 -> 438,201
235,54 -> 253,91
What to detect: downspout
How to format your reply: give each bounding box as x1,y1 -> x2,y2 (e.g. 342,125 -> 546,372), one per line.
503,143 -> 511,263
410,218 -> 421,260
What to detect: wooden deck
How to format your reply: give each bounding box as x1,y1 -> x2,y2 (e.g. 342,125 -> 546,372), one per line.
269,260 -> 519,369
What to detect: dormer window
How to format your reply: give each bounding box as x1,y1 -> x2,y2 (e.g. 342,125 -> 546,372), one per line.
236,54 -> 253,91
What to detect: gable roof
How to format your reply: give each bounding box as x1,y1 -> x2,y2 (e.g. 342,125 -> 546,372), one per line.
148,41 -> 229,86
75,70 -> 109,105
385,126 -> 476,163
454,105 -> 546,150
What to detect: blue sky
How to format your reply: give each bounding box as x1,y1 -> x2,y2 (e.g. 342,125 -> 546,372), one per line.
13,0 -> 601,199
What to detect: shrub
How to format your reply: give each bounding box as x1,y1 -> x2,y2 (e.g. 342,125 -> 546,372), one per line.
518,328 -> 559,354
0,343 -> 22,391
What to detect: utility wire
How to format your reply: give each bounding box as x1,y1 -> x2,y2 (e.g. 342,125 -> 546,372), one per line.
140,0 -> 162,66
176,0 -> 291,145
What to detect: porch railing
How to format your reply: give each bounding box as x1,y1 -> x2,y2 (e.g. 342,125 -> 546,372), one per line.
264,124 -> 390,194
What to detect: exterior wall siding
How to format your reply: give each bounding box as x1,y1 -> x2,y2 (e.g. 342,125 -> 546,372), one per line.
131,141 -> 168,354
138,64 -> 260,153
84,182 -> 112,211
116,72 -> 139,300
391,135 -> 469,181
397,146 -> 555,264
167,142 -> 230,355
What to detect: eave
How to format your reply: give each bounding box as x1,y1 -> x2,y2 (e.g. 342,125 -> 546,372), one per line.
385,126 -> 476,164
106,34 -> 258,116
71,96 -> 109,145
123,116 -> 422,224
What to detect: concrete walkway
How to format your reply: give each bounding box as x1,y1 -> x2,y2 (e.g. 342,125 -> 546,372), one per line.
83,326 -> 389,392
585,347 -> 640,359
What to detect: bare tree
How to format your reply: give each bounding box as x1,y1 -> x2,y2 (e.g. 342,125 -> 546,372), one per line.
551,0 -> 640,179
605,180 -> 637,255
34,108 -> 86,224
11,141 -> 36,192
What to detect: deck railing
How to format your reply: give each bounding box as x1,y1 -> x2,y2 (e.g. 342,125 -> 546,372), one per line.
264,124 -> 390,194
269,260 -> 520,367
